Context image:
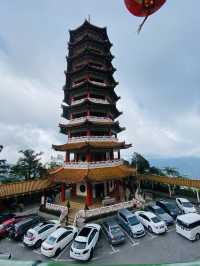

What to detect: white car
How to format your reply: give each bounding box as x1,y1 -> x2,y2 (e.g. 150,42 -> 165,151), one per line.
23,220 -> 60,248
41,226 -> 78,257
70,223 -> 101,261
176,198 -> 196,214
135,211 -> 167,234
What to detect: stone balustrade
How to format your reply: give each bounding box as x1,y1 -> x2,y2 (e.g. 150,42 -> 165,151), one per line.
64,159 -> 123,169
68,136 -> 118,143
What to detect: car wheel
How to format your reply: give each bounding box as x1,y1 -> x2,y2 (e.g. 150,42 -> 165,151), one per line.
148,226 -> 153,233
88,248 -> 94,261
55,248 -> 61,257
35,240 -> 42,249
195,234 -> 200,241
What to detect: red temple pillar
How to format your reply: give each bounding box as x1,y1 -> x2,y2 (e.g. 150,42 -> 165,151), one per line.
71,184 -> 76,199
118,150 -> 120,159
61,184 -> 65,202
65,151 -> 69,162
115,180 -> 121,201
86,183 -> 93,206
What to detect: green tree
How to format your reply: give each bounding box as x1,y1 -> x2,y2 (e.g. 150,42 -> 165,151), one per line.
131,152 -> 150,174
163,167 -> 180,177
149,166 -> 165,176
11,149 -> 47,180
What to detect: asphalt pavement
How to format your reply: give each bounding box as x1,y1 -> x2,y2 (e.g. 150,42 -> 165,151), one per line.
1,224 -> 200,264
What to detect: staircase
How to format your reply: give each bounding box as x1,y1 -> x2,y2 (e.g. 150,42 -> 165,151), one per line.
67,201 -> 85,225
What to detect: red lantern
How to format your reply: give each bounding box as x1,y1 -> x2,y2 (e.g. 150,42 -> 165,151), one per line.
124,0 -> 166,33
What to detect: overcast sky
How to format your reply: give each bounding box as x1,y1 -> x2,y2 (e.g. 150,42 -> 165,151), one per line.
0,0 -> 200,163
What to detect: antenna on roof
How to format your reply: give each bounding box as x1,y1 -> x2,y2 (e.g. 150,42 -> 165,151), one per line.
88,15 -> 91,23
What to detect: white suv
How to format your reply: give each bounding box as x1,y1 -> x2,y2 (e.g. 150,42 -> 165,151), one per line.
176,198 -> 196,214
23,220 -> 60,248
135,211 -> 167,234
70,223 -> 101,261
41,226 -> 78,257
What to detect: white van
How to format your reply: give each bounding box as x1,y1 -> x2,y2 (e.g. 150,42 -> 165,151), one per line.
176,213 -> 200,241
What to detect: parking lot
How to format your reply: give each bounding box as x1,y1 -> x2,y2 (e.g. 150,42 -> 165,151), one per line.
1,218 -> 200,265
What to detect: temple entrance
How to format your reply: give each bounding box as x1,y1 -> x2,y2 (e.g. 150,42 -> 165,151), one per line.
95,183 -> 105,200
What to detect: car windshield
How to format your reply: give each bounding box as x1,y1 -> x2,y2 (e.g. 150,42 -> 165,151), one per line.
128,216 -> 140,226
166,203 -> 177,211
73,240 -> 87,250
111,225 -> 121,234
182,202 -> 193,208
155,208 -> 165,215
151,217 -> 162,223
46,236 -> 57,245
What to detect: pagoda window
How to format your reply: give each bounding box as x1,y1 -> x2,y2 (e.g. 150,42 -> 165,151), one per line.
74,63 -> 85,70
90,111 -> 107,117
73,94 -> 86,101
73,112 -> 87,119
91,152 -> 107,162
90,63 -> 103,69
90,94 -> 105,100
88,48 -> 102,54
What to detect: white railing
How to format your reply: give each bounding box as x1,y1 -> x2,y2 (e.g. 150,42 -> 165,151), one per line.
72,80 -> 85,88
71,97 -> 109,106
64,159 -> 123,169
88,116 -> 112,123
89,97 -> 109,105
90,80 -> 106,87
68,117 -> 86,125
68,136 -> 118,143
45,203 -> 68,213
74,199 -> 143,222
71,99 -> 85,106
68,116 -> 113,125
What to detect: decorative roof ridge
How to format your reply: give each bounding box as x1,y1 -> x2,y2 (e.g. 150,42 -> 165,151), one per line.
68,64 -> 115,76
69,20 -> 107,35
68,33 -> 112,47
67,49 -> 114,62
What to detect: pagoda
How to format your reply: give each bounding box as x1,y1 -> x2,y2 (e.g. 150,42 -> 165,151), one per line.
51,20 -> 135,206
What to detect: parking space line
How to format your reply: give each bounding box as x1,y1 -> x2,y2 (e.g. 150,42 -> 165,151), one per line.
56,240 -> 73,260
119,227 -> 139,247
168,227 -> 176,233
33,249 -> 41,255
145,230 -> 157,239
101,228 -> 120,254
18,243 -> 25,248
54,258 -> 74,262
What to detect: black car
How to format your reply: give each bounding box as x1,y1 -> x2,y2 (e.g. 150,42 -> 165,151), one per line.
102,218 -> 125,245
145,205 -> 174,226
0,212 -> 15,224
8,216 -> 40,240
156,200 -> 182,219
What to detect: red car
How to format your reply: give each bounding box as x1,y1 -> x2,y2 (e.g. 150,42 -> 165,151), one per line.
0,217 -> 23,239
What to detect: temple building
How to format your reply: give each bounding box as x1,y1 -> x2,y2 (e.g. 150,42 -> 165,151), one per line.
51,20 -> 135,206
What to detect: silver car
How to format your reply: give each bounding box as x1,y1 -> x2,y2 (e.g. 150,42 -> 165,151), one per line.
102,219 -> 125,245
